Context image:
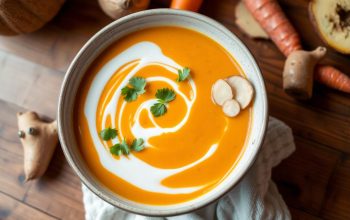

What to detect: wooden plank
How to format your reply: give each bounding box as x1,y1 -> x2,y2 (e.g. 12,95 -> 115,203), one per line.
272,136 -> 341,215
268,94 -> 350,153
0,192 -> 57,220
23,148 -> 85,220
321,157 -> 350,220
0,147 -> 31,201
0,50 -> 63,119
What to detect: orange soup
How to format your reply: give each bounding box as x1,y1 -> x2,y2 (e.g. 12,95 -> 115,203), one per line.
75,26 -> 252,205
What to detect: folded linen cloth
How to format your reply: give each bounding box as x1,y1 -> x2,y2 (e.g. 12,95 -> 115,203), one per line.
82,117 -> 295,220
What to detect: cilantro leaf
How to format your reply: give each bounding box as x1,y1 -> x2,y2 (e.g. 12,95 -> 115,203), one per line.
151,88 -> 176,117
121,87 -> 138,102
99,128 -> 118,141
176,67 -> 191,82
110,139 -> 130,156
110,144 -> 122,156
131,138 -> 145,152
129,77 -> 146,94
155,88 -> 176,103
151,103 -> 167,117
119,139 -> 130,155
121,77 -> 147,102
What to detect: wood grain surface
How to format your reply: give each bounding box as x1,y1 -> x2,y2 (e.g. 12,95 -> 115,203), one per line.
0,0 -> 349,219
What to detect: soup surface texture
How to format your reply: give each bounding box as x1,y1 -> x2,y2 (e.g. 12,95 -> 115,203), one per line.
75,26 -> 252,205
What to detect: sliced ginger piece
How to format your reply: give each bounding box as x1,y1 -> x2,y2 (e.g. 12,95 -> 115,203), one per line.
211,79 -> 233,106
222,99 -> 241,117
226,76 -> 254,109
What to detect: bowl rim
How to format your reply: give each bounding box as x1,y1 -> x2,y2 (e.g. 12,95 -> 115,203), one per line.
58,8 -> 268,217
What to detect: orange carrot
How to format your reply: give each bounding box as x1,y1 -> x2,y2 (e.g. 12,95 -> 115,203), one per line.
170,0 -> 203,12
243,0 -> 302,56
243,0 -> 350,94
316,65 -> 350,93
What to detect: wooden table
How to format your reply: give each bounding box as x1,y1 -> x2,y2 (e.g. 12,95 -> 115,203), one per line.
0,0 -> 349,219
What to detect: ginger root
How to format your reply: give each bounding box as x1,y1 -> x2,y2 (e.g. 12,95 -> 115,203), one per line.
283,47 -> 327,99
17,112 -> 58,181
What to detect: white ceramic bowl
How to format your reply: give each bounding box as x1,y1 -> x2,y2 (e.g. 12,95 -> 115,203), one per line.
58,9 -> 268,216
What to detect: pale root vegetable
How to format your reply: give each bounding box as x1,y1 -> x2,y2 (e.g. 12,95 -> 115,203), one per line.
222,99 -> 241,117
226,76 -> 254,109
98,0 -> 150,19
17,112 -> 58,181
235,1 -> 269,39
309,0 -> 350,54
283,47 -> 327,99
211,79 -> 233,106
170,0 -> 203,12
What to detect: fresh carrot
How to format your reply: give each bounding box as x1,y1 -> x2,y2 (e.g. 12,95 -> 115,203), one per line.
243,0 -> 350,94
316,65 -> 350,93
243,0 -> 302,56
170,0 -> 203,12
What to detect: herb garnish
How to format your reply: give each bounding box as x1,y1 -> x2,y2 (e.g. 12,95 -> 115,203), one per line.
150,88 -> 176,117
131,138 -> 145,152
110,139 -> 130,156
99,128 -> 145,156
121,77 -> 146,102
99,128 -> 118,141
176,67 -> 191,82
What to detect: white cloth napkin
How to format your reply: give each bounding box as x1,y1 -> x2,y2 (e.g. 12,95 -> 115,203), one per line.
82,117 -> 295,220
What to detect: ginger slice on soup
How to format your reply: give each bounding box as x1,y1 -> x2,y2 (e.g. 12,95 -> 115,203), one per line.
222,99 -> 241,117
211,79 -> 233,106
226,76 -> 254,109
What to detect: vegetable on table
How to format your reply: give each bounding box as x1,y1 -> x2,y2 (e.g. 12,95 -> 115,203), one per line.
98,0 -> 150,19
170,0 -> 203,12
283,47 -> 326,99
0,0 -> 65,35
242,0 -> 350,98
243,0 -> 302,57
309,0 -> 350,54
17,112 -> 58,181
315,65 -> 350,93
